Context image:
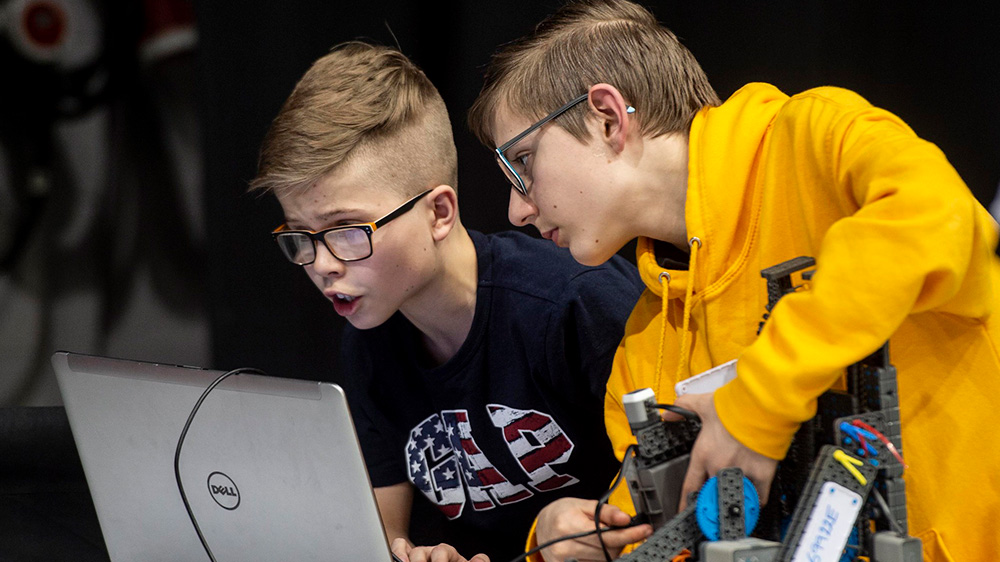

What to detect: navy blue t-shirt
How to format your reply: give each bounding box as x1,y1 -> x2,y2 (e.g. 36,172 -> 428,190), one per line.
341,230 -> 643,562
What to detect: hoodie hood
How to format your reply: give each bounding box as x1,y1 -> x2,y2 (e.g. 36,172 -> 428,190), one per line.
637,83 -> 790,299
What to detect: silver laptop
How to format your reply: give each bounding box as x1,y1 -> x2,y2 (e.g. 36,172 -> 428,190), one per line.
52,351 -> 394,562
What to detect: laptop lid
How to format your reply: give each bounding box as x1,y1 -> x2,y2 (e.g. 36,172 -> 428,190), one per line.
52,351 -> 393,562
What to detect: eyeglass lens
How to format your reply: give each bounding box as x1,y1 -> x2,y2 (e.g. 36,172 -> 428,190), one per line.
276,228 -> 373,265
495,153 -> 526,195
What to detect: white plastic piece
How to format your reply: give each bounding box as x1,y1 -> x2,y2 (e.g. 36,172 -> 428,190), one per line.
675,359 -> 737,397
791,481 -> 864,562
622,387 -> 656,425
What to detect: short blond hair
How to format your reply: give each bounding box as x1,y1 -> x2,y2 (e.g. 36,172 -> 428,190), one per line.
251,42 -> 458,198
468,0 -> 720,147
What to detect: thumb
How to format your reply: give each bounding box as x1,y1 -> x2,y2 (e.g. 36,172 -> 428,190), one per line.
672,392 -> 702,414
665,393 -> 708,423
390,538 -> 411,562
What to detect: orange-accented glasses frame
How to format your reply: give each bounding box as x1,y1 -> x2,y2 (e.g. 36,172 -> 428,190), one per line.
271,189 -> 432,265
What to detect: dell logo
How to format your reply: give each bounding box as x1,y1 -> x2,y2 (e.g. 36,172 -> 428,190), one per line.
207,472 -> 240,510
212,485 -> 237,496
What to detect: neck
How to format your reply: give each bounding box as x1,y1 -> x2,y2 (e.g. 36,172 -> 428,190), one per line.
625,132 -> 690,248
399,224 -> 478,366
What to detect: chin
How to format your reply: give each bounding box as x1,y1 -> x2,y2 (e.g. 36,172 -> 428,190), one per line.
569,243 -> 616,267
345,311 -> 390,331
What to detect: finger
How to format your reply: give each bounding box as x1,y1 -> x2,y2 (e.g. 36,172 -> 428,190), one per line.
750,475 -> 770,506
672,393 -> 707,416
470,555 -> 491,562
564,522 -> 651,557
557,539 -> 610,562
429,544 -> 461,562
547,531 -> 618,561
406,548 -> 431,562
668,393 -> 711,424
748,466 -> 774,506
596,503 -> 634,527
659,409 -> 685,422
391,538 -> 412,562
594,523 -> 654,548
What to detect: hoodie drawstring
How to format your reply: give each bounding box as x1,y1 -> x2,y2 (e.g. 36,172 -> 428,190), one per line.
654,237 -> 702,392
655,271 -> 671,392
676,237 -> 701,382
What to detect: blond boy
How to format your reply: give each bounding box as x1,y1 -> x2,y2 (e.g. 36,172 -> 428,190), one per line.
251,42 -> 644,562
469,1 -> 1000,560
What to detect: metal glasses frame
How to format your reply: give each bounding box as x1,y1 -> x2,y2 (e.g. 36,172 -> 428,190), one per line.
494,93 -> 590,196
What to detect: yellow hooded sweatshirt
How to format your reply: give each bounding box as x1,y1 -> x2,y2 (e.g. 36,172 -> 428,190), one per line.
599,83 -> 1000,561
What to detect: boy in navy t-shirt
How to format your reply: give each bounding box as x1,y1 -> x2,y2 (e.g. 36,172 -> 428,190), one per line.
250,42 -> 645,562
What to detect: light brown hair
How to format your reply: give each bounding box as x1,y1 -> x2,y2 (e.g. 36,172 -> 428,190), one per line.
251,42 -> 457,198
468,0 -> 720,147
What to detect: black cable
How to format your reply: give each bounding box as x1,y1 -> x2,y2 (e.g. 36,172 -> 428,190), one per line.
654,403 -> 699,422
590,405 -> 698,560
173,367 -> 266,562
595,444 -> 638,562
506,521 -> 643,562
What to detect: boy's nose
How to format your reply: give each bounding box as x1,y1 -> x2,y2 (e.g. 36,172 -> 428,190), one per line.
309,242 -> 346,277
508,189 -> 538,227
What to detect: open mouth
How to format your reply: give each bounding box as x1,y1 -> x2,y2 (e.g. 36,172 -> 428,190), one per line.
330,293 -> 361,317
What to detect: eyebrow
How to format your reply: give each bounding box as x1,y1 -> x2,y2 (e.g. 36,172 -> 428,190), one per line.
285,208 -> 370,230
504,135 -> 531,155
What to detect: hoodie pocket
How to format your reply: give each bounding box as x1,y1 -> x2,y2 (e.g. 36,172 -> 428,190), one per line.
913,527 -> 955,562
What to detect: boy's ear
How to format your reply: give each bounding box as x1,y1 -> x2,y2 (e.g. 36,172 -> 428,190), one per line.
587,83 -> 632,153
428,185 -> 459,242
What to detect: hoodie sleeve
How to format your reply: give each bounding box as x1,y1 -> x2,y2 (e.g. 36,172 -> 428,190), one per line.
714,88 -> 999,460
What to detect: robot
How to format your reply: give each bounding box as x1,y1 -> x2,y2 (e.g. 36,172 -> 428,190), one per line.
615,256 -> 922,562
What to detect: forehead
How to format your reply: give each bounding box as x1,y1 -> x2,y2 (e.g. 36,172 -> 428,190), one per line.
491,103 -> 536,148
276,162 -> 396,227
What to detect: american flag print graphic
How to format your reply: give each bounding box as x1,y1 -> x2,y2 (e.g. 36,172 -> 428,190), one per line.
405,409 -> 534,520
487,404 -> 579,492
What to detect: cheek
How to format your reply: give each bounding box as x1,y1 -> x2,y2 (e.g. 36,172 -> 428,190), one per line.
304,268 -> 325,288
534,155 -> 594,206
372,232 -> 434,281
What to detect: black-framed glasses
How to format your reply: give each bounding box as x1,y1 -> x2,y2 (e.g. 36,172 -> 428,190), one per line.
495,94 -> 589,197
271,189 -> 432,265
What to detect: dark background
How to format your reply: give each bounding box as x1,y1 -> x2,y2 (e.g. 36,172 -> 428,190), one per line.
2,1 -> 998,559
200,0 -> 1000,383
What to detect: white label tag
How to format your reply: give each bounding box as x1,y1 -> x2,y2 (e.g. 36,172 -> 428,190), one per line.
790,481 -> 863,562
674,359 -> 737,397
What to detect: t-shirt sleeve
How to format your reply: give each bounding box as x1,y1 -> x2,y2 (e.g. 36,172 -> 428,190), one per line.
339,327 -> 408,487
547,256 -> 644,401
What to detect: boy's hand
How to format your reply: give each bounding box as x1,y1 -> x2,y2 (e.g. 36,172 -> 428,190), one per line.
671,392 -> 778,510
535,497 -> 652,562
391,538 -> 490,562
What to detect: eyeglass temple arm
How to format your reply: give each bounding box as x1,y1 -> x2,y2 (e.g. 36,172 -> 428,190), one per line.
373,189 -> 432,229
496,93 -> 590,153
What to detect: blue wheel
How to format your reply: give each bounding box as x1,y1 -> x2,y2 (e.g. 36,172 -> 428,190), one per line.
695,474 -> 761,540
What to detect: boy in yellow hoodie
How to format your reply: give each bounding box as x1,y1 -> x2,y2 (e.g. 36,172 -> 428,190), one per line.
468,0 -> 1000,560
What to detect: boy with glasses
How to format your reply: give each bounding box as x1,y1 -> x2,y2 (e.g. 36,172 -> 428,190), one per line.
250,42 -> 645,562
468,0 -> 1000,560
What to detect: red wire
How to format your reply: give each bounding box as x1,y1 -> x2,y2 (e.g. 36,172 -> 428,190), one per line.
851,419 -> 907,468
